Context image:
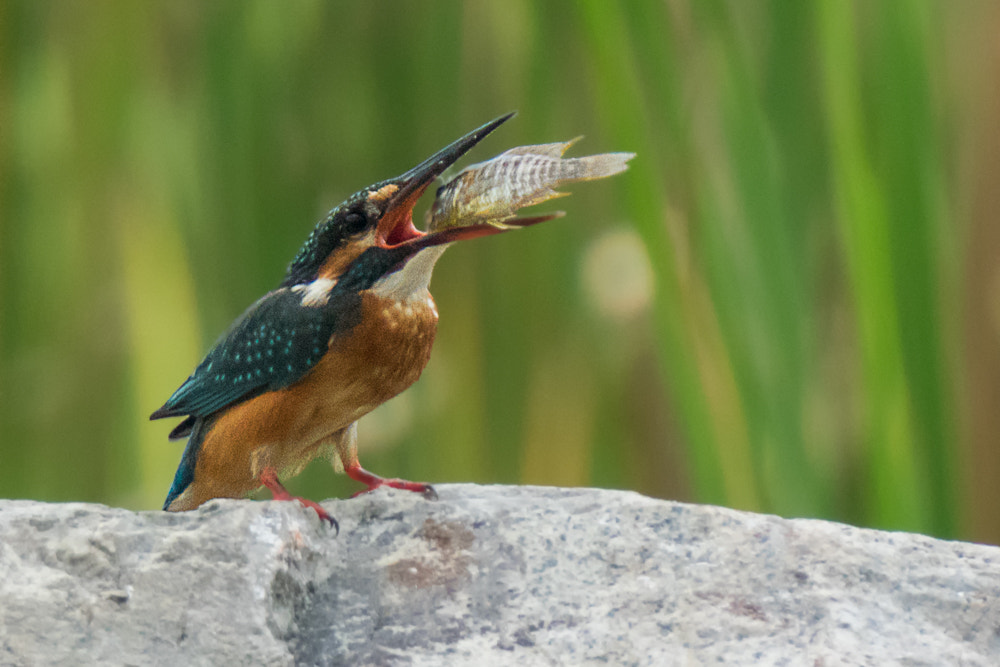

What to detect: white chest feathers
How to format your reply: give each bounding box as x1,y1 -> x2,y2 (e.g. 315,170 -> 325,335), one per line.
370,245 -> 449,303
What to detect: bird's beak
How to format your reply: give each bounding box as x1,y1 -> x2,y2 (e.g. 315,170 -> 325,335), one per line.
376,112 -> 515,248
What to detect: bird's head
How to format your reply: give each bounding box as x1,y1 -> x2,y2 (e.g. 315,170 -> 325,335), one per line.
281,113 -> 523,298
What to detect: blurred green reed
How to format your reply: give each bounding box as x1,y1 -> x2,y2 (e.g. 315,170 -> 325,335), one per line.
0,1 -> 988,540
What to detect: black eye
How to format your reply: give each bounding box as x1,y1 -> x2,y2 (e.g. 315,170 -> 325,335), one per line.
343,212 -> 367,235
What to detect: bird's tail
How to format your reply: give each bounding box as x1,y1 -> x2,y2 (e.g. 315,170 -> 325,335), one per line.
163,418 -> 206,511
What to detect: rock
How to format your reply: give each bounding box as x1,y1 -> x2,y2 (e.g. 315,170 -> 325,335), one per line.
1,484 -> 999,666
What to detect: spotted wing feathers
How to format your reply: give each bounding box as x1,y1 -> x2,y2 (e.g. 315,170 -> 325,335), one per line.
150,288 -> 360,421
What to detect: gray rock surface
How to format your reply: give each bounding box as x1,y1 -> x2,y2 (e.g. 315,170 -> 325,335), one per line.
1,484 -> 998,666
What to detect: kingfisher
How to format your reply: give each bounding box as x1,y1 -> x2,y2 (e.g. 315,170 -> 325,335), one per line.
151,114 -> 533,527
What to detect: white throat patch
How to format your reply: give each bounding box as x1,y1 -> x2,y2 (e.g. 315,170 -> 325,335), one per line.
371,245 -> 449,302
292,276 -> 338,307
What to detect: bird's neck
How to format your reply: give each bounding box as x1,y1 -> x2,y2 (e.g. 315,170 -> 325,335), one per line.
369,244 -> 449,303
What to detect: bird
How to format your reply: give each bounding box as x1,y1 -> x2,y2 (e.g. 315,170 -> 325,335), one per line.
150,113 -> 523,528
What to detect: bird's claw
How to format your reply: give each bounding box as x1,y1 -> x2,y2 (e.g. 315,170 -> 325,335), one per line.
289,497 -> 339,535
311,504 -> 340,534
260,467 -> 339,535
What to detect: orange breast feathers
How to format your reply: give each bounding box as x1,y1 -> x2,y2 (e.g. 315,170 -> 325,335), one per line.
175,292 -> 439,507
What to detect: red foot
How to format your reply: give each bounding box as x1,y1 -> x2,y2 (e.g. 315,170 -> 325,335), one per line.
345,464 -> 438,500
260,467 -> 339,533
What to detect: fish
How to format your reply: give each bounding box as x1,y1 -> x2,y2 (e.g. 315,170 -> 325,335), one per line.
426,138 -> 635,231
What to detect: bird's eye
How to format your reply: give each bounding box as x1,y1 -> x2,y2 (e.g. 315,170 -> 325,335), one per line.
343,212 -> 367,235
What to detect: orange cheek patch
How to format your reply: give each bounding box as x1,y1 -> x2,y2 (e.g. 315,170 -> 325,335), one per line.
318,241 -> 367,280
368,184 -> 399,203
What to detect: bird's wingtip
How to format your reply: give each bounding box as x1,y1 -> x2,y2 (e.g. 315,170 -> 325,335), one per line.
149,405 -> 175,421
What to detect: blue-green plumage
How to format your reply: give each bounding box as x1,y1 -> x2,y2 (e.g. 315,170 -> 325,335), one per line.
151,289 -> 359,421
282,199 -> 373,288
163,418 -> 204,509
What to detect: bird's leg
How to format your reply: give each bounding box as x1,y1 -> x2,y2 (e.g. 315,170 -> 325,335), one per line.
259,466 -> 339,532
334,423 -> 438,500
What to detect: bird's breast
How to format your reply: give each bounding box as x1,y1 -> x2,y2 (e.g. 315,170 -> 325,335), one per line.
284,289 -> 438,430
349,290 -> 440,399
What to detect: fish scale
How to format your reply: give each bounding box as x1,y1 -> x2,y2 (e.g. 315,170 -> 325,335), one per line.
427,139 -> 635,231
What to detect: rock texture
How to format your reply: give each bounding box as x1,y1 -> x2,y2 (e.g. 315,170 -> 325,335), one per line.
1,485 -> 999,666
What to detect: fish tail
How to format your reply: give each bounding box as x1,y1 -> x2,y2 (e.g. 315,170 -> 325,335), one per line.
563,152 -> 636,182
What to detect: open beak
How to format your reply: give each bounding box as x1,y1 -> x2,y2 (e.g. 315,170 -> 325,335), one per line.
394,212 -> 563,253
376,112 -> 515,248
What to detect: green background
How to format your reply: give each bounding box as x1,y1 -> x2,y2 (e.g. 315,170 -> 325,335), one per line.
3,1 -> 999,543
